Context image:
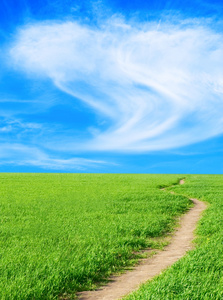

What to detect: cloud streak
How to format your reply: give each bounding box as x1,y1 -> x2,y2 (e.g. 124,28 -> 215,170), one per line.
10,17 -> 223,151
0,143 -> 108,170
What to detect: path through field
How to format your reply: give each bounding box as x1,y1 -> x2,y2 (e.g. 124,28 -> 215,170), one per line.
77,180 -> 206,300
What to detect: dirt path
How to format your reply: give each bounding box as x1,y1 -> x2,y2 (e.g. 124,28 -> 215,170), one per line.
77,179 -> 206,300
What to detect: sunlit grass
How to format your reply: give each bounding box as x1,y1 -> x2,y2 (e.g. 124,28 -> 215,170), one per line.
0,173 -> 190,299
125,175 -> 223,300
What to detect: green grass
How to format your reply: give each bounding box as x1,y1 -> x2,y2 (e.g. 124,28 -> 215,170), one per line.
0,173 -> 190,299
125,174 -> 223,300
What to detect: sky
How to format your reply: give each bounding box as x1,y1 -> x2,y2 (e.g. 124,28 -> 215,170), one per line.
0,0 -> 222,173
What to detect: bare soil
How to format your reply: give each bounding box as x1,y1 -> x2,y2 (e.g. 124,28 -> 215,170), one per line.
77,179 -> 206,300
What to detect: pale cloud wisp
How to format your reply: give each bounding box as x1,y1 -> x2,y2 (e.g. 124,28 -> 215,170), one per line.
10,17 -> 223,151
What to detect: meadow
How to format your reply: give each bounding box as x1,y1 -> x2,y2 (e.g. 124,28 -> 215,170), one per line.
125,174 -> 223,300
0,173 -> 190,299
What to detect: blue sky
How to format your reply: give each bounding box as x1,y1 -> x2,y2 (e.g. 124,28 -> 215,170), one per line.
0,0 -> 222,173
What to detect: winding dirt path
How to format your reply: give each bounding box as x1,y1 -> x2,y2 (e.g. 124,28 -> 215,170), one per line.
77,179 -> 206,300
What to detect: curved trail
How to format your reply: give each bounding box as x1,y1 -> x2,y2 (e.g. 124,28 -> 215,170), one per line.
77,179 -> 206,300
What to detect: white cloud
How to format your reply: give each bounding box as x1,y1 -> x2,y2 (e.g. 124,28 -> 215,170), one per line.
10,17 -> 223,151
0,117 -> 44,141
0,144 -> 108,170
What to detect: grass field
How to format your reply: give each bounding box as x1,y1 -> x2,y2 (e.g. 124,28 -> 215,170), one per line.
125,174 -> 223,300
0,173 -> 190,299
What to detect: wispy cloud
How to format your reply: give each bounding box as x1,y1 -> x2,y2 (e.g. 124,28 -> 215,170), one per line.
9,16 -> 223,152
0,116 -> 48,145
0,143 -> 108,170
